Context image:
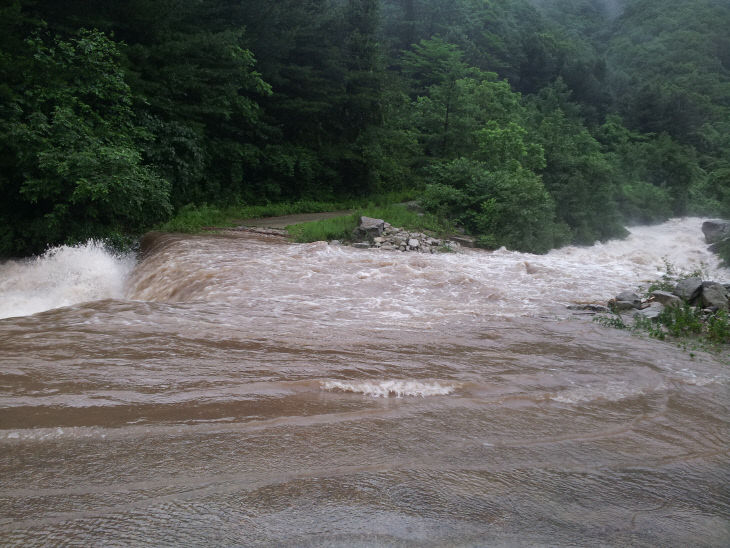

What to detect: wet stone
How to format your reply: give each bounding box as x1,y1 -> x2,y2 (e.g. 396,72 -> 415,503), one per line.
702,219 -> 730,244
673,277 -> 703,302
634,302 -> 664,320
615,291 -> 642,308
651,290 -> 682,307
701,282 -> 729,311
352,216 -> 385,241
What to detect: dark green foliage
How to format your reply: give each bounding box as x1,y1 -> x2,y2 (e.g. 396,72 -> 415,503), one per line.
2,0 -> 728,256
529,81 -> 627,243
0,28 -> 170,256
125,22 -> 272,204
422,159 -> 568,254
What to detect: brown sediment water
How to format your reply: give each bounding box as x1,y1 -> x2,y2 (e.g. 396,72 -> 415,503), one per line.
0,218 -> 728,546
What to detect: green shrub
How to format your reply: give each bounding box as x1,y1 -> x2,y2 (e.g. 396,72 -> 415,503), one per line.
422,158 -> 569,253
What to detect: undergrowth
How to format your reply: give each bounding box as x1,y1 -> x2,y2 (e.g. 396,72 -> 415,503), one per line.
594,259 -> 729,354
597,305 -> 729,354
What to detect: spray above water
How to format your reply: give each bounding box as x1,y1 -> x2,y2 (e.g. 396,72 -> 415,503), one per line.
0,241 -> 135,319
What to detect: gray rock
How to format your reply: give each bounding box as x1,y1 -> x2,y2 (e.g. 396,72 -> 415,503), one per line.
352,216 -> 385,241
408,238 -> 420,248
634,302 -> 664,320
329,240 -> 341,246
450,235 -> 476,248
612,300 -> 636,311
651,290 -> 682,307
616,291 -> 642,308
673,277 -> 703,302
702,219 -> 730,244
352,242 -> 371,249
701,282 -> 728,311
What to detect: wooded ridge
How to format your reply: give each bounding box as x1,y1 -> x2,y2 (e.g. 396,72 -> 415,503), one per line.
1,0 -> 728,257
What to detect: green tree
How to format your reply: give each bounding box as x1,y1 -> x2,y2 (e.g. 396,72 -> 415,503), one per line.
0,29 -> 170,256
422,157 -> 567,253
528,81 -> 626,244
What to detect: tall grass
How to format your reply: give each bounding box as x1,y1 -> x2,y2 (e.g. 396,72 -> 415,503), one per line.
287,213 -> 360,243
286,204 -> 453,243
157,190 -> 420,233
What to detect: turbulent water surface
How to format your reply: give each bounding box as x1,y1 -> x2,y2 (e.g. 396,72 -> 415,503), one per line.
1,218 -> 728,546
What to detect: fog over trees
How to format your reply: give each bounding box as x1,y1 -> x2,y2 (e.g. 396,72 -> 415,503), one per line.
1,0 -> 728,256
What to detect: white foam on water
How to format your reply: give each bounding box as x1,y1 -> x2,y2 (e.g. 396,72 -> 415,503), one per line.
550,380 -> 655,404
0,241 -> 135,319
322,379 -> 458,397
122,217 -> 730,326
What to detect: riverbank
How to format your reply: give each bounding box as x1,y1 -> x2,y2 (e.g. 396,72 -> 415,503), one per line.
155,192 -> 418,234
159,195 -> 457,248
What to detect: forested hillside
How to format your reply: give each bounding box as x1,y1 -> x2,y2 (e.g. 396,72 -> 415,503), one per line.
1,0 -> 728,256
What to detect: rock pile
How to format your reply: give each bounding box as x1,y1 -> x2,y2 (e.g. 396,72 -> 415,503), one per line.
335,216 -> 470,253
603,277 -> 729,321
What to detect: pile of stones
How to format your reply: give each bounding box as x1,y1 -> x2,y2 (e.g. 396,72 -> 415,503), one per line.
608,278 -> 729,320
569,278 -> 729,320
332,216 -> 474,253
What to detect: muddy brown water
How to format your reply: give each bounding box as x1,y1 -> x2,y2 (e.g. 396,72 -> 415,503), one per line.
0,218 -> 728,546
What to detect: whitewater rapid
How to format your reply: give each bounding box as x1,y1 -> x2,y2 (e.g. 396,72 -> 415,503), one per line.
1,217 -> 725,321
0,241 -> 135,319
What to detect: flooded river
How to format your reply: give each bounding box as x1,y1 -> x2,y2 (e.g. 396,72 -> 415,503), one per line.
1,218 -> 728,546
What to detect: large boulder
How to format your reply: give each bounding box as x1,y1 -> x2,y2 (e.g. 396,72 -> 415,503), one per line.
352,216 -> 385,241
634,302 -> 664,320
701,282 -> 729,311
673,277 -> 703,302
616,291 -> 642,308
702,219 -> 730,244
651,290 -> 682,308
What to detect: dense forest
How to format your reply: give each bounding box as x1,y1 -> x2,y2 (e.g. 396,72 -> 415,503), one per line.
1,0 -> 729,257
